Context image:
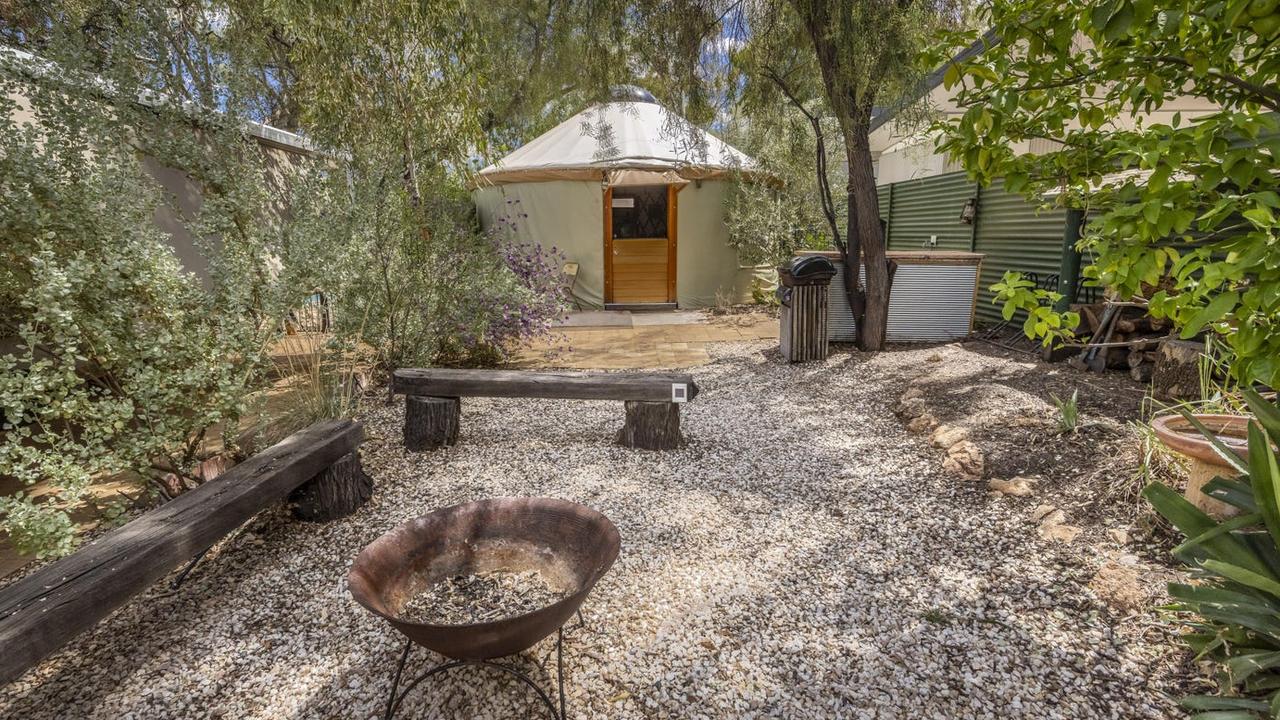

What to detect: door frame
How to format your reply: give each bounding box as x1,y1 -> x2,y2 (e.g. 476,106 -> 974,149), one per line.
603,184 -> 679,304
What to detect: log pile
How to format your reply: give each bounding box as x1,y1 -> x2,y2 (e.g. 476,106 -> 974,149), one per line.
1064,299 -> 1179,383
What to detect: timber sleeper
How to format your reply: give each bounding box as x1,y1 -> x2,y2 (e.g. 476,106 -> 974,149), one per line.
0,419 -> 368,686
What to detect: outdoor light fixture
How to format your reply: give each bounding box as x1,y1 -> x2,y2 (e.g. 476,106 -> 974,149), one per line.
959,196 -> 979,224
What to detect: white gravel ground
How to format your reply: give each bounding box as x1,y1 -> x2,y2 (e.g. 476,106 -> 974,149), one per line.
0,343 -> 1185,719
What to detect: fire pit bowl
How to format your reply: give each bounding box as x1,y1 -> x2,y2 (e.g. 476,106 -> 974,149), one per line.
349,497 -> 620,662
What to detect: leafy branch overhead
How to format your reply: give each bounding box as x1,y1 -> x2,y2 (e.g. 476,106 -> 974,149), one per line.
935,0 -> 1280,386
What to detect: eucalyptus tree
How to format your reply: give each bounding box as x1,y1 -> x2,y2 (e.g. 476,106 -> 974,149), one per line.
630,0 -> 959,350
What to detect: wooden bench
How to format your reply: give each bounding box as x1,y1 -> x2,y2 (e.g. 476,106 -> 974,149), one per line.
391,369 -> 699,451
0,419 -> 367,686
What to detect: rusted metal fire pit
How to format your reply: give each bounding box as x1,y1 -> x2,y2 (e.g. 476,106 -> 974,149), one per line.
349,497 -> 620,719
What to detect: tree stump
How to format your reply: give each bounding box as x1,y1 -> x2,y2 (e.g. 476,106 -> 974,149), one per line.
290,450 -> 372,521
404,395 -> 460,451
615,401 -> 682,450
1153,338 -> 1204,401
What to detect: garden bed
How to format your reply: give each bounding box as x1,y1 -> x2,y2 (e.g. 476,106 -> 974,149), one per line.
0,342 -> 1192,718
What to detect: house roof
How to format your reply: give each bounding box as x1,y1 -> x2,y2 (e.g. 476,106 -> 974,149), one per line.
476,98 -> 756,185
869,28 -> 1001,135
1,46 -> 315,155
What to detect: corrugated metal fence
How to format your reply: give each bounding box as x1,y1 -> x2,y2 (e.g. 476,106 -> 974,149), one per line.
877,173 -> 1067,324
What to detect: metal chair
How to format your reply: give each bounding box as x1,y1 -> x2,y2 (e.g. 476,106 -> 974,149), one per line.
561,262 -> 580,310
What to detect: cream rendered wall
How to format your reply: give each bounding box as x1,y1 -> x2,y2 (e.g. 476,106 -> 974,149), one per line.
473,181 -> 607,308
7,85 -> 312,289
871,95 -> 1222,186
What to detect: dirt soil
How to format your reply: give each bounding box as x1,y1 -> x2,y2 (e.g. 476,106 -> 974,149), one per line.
902,340 -> 1155,519
885,336 -> 1195,621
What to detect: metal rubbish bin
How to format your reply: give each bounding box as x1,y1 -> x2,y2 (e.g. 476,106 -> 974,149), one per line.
777,255 -> 837,363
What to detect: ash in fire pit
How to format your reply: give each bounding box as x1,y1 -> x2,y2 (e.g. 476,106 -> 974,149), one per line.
398,570 -> 569,626
350,497 -> 620,719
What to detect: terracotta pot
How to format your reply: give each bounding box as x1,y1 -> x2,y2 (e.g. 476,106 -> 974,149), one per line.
1151,414 -> 1254,518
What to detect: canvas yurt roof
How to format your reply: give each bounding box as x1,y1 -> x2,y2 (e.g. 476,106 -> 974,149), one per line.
477,89 -> 755,186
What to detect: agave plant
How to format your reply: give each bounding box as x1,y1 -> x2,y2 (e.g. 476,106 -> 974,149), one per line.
1143,388 -> 1280,719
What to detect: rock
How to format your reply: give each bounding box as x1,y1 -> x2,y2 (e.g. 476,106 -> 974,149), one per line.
1031,504 -> 1058,522
942,440 -> 984,479
1089,561 -> 1149,612
1039,509 -> 1066,527
894,397 -> 927,420
1039,521 -> 1082,543
931,424 -> 969,449
989,476 -> 1035,497
1107,528 -> 1130,546
1036,508 -> 1081,543
906,413 -> 938,434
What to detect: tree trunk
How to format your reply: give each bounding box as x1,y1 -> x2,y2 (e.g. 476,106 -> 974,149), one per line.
1153,339 -> 1204,401
615,401 -> 682,450
404,395 -> 460,451
290,450 -> 373,521
792,0 -> 890,351
845,122 -> 890,351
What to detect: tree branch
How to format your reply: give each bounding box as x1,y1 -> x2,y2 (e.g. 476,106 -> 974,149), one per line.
1138,54 -> 1280,112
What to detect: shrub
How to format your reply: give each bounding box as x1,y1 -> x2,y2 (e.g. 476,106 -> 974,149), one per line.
0,55 -> 295,558
1143,389 -> 1280,717
286,163 -> 566,371
0,116 -> 265,557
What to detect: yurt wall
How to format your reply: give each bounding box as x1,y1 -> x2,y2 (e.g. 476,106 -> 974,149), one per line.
473,181 -> 606,308
676,180 -> 747,308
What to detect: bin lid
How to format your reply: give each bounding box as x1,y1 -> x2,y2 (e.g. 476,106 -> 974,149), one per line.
778,255 -> 836,286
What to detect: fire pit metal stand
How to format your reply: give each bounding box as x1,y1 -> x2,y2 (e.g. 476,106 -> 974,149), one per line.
383,611 -> 584,720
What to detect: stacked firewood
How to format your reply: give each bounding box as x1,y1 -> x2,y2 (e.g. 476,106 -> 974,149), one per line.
1065,299 -> 1173,381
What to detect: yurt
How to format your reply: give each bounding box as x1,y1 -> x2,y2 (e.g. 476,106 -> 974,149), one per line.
472,88 -> 762,309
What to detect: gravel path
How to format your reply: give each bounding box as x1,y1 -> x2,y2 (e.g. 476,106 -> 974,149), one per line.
0,343 -> 1186,719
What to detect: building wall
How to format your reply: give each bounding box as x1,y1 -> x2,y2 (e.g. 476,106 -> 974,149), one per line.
881,173 -> 976,252
877,172 -> 1068,324
139,139 -> 309,289
8,83 -> 314,288
473,181 -> 607,308
970,179 -> 1070,324
675,180 -> 756,308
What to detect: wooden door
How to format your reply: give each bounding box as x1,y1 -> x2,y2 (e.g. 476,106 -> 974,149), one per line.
604,185 -> 677,305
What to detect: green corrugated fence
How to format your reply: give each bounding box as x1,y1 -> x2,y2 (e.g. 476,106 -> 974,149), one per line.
877,172 -> 1068,325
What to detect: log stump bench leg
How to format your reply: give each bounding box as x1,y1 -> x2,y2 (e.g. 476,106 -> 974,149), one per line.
404,395 -> 460,451
616,401 -> 682,450
290,450 -> 373,521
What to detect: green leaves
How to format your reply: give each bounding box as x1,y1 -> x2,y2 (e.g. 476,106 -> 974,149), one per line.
935,0 -> 1280,389
1143,482 -> 1271,575
990,271 -> 1079,346
1,10 -> 310,557
1182,291 -> 1241,339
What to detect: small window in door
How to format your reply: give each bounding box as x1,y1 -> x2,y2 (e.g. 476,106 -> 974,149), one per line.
611,185 -> 668,239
